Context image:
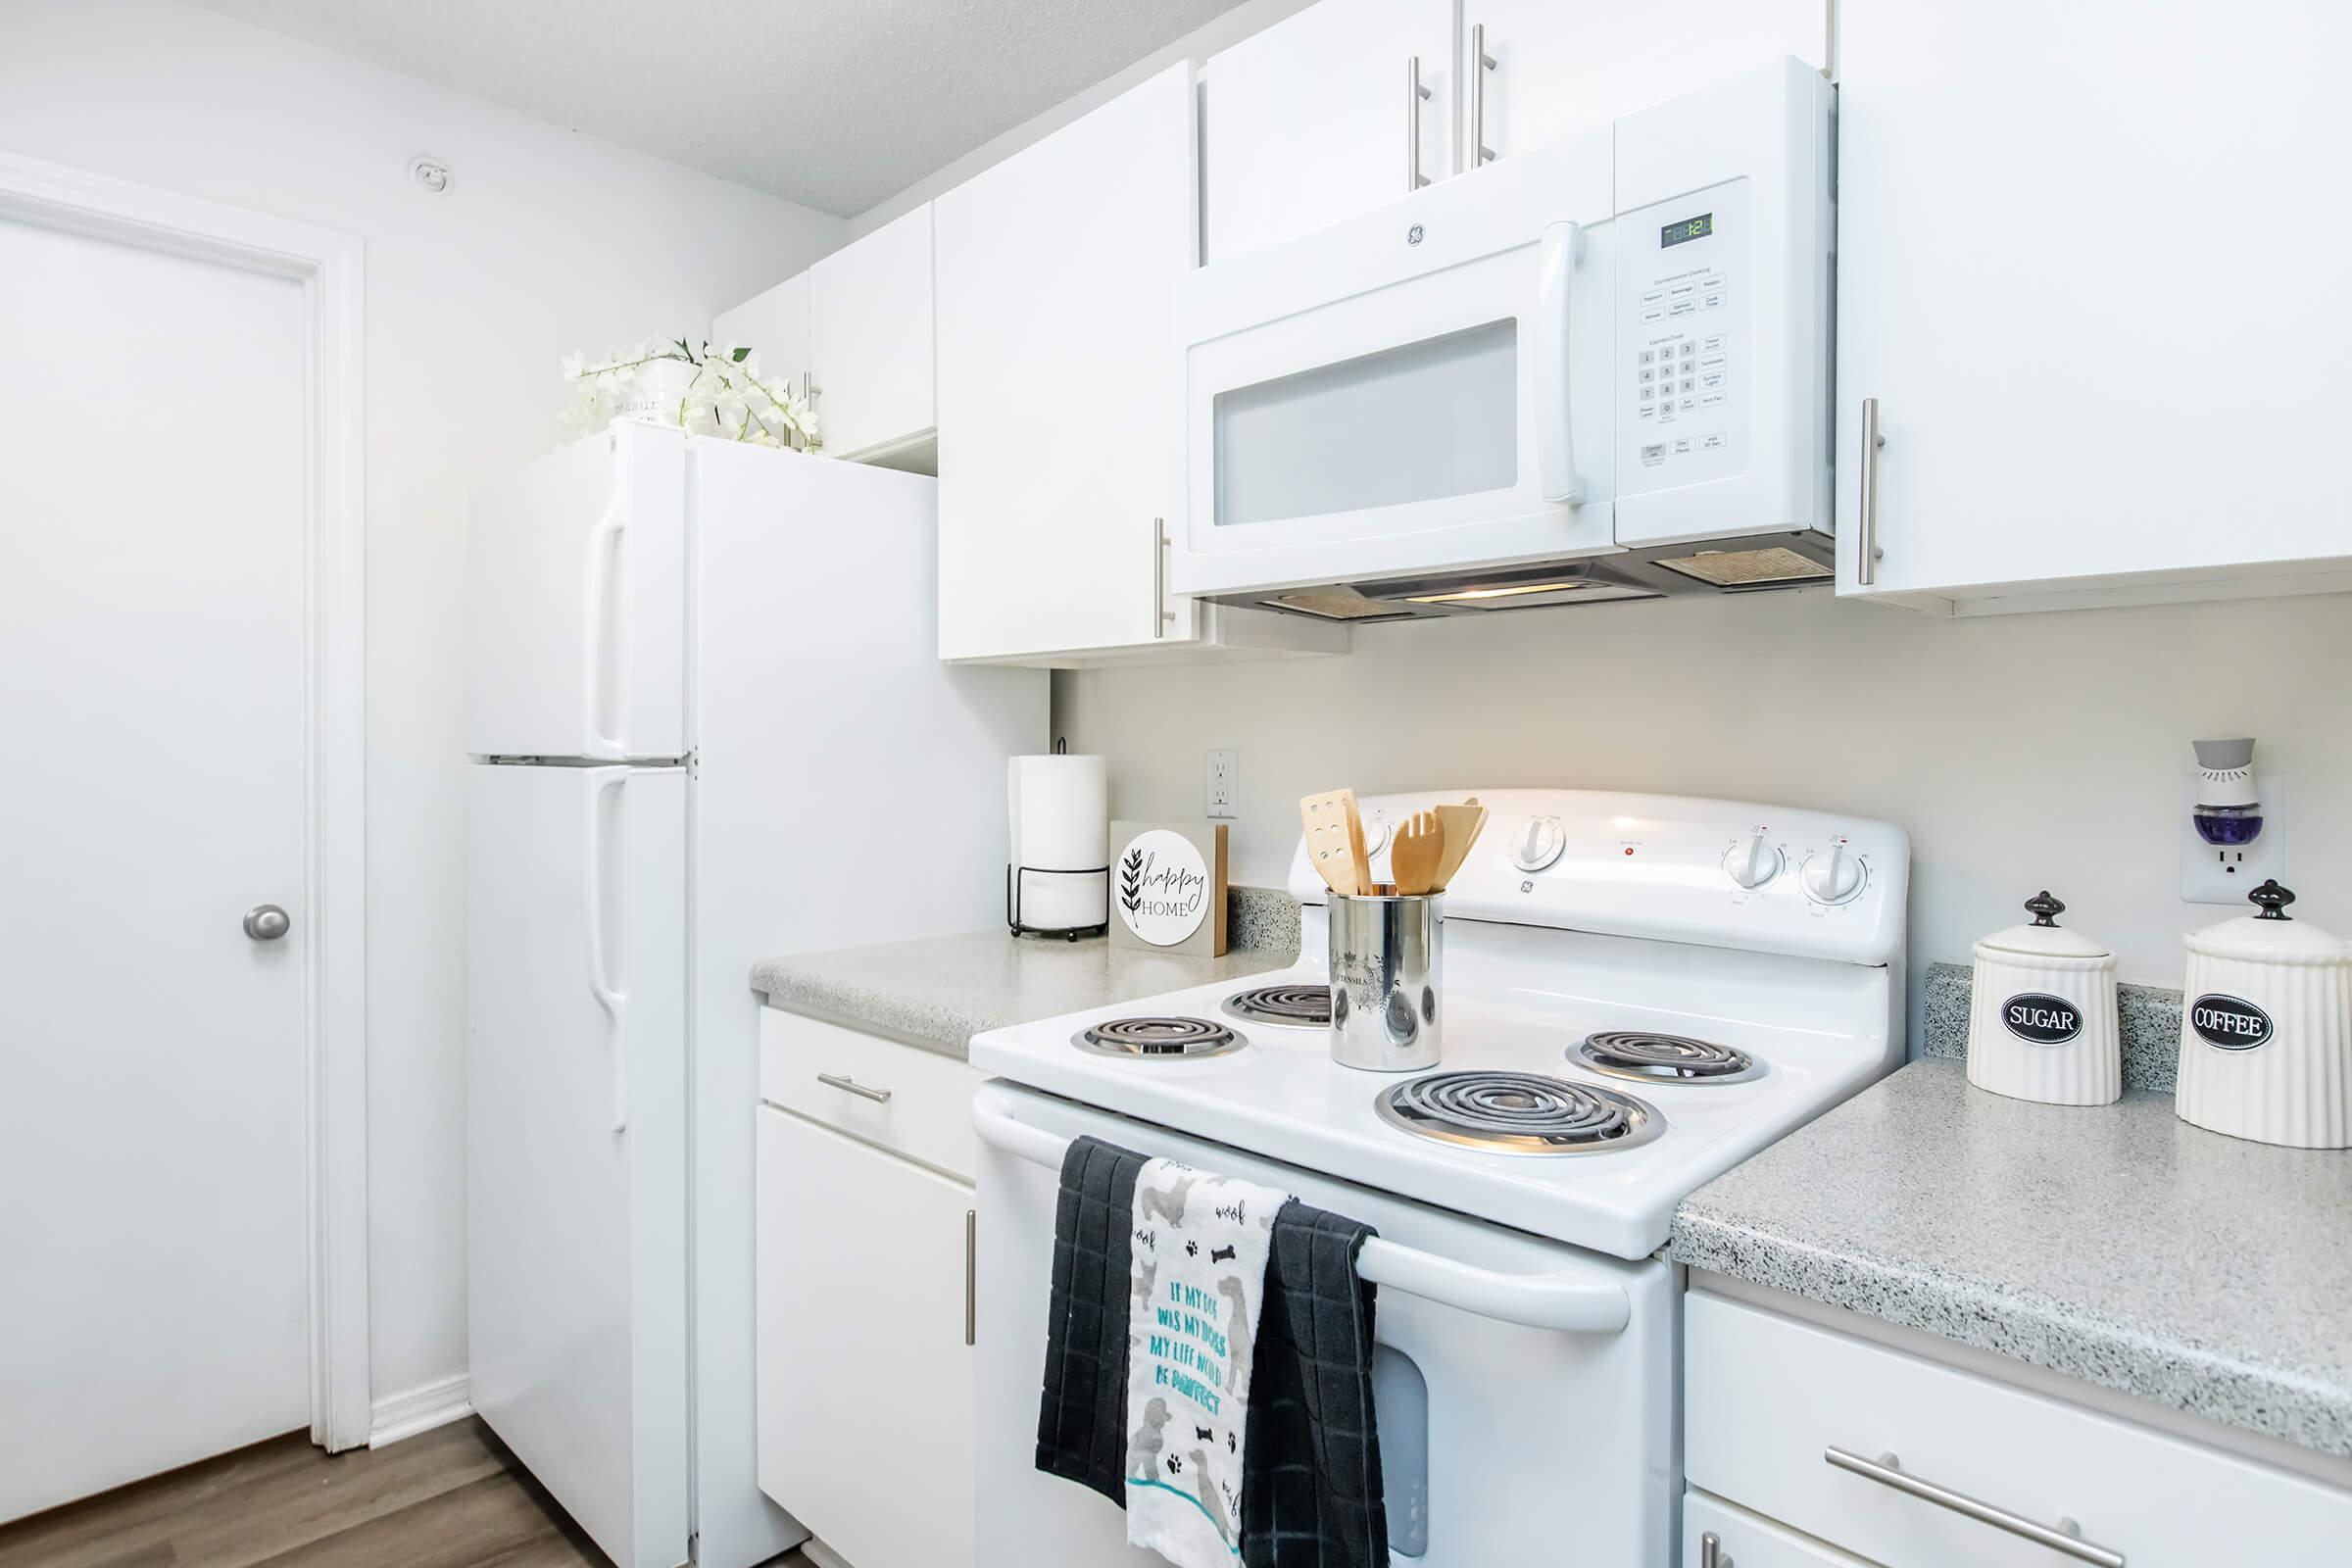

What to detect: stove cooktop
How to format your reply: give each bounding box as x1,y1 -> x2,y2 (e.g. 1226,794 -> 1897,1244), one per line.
972,957 -> 1892,1261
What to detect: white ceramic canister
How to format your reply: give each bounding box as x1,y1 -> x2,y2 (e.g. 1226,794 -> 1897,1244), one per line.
2176,879 -> 2352,1149
1967,891 -> 2121,1105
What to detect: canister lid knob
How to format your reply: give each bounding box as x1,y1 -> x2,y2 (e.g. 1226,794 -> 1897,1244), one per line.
2024,891 -> 2066,927
2249,879 -> 2296,920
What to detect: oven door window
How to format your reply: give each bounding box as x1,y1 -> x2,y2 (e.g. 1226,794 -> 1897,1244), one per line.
1373,1344 -> 1431,1557
1212,319 -> 1518,529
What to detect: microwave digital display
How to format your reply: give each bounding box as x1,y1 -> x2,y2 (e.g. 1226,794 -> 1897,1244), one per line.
1660,213 -> 1714,248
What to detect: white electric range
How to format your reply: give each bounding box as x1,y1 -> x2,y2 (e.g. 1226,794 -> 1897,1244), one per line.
969,789 -> 1908,1567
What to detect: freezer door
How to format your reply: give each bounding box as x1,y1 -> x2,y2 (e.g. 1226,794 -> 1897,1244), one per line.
467,762 -> 687,1568
467,422 -> 686,760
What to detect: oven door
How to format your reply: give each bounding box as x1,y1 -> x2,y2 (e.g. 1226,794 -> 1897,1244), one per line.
1171,143 -> 1620,604
973,1082 -> 1677,1567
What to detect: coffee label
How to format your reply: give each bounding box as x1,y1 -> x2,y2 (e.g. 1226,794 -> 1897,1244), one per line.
2190,993 -> 2274,1051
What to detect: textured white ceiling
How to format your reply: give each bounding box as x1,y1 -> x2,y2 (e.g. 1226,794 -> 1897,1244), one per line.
189,0 -> 1252,215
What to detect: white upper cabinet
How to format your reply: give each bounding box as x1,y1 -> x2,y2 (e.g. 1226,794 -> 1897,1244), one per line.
711,271 -> 808,394
1459,0 -> 1824,167
809,203 -> 937,467
1200,0 -> 1459,264
713,208 -> 937,470
1838,0 -> 2352,610
935,62 -> 1346,665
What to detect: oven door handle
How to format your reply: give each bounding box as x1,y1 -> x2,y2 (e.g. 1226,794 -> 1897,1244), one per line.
973,1102 -> 1632,1336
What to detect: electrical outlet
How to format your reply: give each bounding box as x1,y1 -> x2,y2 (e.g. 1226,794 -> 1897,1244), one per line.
2181,775 -> 2285,905
1205,749 -> 1239,820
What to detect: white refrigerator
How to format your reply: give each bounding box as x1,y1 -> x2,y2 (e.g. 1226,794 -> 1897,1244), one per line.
466,422 -> 1044,1568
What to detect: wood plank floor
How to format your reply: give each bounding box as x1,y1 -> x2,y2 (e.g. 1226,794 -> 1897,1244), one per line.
0,1419 -> 815,1568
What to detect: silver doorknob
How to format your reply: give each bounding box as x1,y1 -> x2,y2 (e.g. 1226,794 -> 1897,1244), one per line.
243,905 -> 291,942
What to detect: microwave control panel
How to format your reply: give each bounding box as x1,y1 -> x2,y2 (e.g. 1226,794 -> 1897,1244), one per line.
1618,176 -> 1750,495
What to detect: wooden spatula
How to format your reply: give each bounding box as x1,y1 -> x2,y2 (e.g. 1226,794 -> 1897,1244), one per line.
1390,809 -> 1444,895
1299,789 -> 1364,896
1431,799 -> 1490,891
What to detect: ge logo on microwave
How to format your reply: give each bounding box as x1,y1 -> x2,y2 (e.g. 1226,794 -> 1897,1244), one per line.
1407,224 -> 1425,246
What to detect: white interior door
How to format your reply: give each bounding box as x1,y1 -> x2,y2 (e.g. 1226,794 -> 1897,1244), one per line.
0,214 -> 311,1522
467,762 -> 687,1568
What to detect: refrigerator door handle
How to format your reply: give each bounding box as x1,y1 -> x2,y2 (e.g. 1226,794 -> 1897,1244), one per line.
581,493 -> 628,760
585,767 -> 629,1132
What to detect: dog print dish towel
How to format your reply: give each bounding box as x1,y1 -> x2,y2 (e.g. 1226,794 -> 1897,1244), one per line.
1124,1157 -> 1287,1567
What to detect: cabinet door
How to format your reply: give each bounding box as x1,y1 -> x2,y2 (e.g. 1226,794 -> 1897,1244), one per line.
1838,1 -> 2352,601
809,204 -> 936,464
756,1107 -> 974,1568
713,271 -> 810,395
1460,0 -> 1823,166
935,63 -> 1196,662
1200,0 -> 1457,264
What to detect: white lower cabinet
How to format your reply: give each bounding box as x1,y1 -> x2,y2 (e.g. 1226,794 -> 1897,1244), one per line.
1686,1292 -> 2352,1567
1684,1492 -> 1873,1567
756,1019 -> 981,1568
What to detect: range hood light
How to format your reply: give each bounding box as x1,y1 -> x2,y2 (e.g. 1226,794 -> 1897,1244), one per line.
1401,580 -> 1594,605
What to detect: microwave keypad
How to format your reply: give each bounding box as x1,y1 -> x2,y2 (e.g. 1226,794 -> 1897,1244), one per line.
1620,178 -> 1749,493
1637,329 -> 1730,456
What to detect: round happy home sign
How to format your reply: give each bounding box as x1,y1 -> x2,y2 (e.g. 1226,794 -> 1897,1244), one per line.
1115,829 -> 1211,947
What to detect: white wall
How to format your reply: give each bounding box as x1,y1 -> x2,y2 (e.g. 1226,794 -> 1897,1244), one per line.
0,0 -> 845,1410
1055,587 -> 2352,1043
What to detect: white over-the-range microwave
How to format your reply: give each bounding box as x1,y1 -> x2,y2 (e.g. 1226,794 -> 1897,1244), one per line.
1170,57 -> 1835,620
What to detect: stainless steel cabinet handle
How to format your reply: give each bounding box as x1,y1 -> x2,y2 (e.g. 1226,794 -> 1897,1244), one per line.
1469,24 -> 1496,166
242,904 -> 291,942
964,1208 -> 977,1346
1406,57 -> 1433,189
1856,397 -> 1886,586
1824,1447 -> 2125,1568
1698,1531 -> 1727,1568
815,1072 -> 891,1103
1152,518 -> 1174,638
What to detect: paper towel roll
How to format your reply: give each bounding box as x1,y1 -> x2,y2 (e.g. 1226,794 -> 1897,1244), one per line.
1008,754 -> 1108,933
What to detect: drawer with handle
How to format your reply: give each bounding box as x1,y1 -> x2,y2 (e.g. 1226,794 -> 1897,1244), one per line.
1683,1490 -> 1877,1567
759,1008 -> 986,1181
1686,1291 -> 2352,1567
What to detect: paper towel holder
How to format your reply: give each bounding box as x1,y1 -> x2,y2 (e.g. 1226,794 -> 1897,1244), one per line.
1008,865 -> 1109,941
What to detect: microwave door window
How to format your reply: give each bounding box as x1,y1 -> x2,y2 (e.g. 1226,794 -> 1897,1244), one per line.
1212,319 -> 1518,528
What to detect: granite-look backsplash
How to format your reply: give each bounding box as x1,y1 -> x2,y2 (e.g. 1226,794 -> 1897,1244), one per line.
1227,885 -> 1301,956
1921,959 -> 2182,1093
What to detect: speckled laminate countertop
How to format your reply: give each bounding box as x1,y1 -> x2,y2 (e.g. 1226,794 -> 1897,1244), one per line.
752,932 -> 1296,1058
1670,1057 -> 2352,1457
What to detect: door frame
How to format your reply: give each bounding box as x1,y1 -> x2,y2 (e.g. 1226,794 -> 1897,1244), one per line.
0,152 -> 372,1451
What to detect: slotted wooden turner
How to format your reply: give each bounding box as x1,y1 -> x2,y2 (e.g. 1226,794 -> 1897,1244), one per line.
1299,788 -> 1367,896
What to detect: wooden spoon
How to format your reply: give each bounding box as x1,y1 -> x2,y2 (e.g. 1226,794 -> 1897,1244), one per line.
1299,789 -> 1363,896
1431,799 -> 1490,891
1390,810 -> 1444,895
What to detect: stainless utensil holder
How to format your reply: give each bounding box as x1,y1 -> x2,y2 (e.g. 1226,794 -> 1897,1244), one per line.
1328,891 -> 1443,1071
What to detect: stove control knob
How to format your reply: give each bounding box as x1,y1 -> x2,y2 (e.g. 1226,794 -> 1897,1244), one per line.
1801,841 -> 1866,905
1722,833 -> 1784,890
1510,815 -> 1566,873
1361,812 -> 1391,858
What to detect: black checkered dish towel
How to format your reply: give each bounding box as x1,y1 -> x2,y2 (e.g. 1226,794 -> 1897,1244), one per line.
1036,1135 -> 1146,1504
1034,1136 -> 1389,1567
1241,1201 -> 1387,1568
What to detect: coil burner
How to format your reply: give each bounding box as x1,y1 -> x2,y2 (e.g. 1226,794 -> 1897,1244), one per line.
1572,1031 -> 1761,1085
1375,1070 -> 1664,1154
1220,984 -> 1334,1030
1072,1015 -> 1245,1059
